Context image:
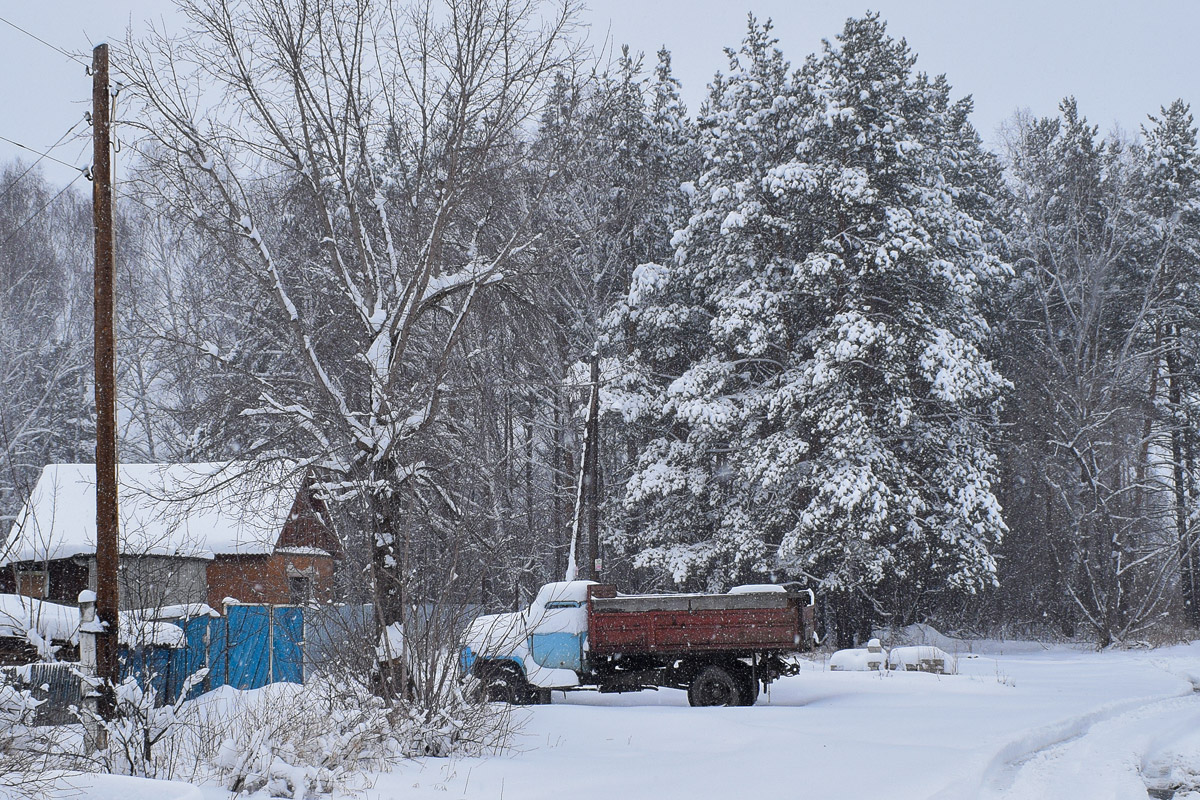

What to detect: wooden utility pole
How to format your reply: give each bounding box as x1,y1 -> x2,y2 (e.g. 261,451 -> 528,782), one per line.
92,42 -> 119,723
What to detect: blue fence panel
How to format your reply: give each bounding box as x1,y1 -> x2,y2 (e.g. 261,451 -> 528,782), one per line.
114,605 -> 305,703
119,646 -> 171,702
208,616 -> 228,690
167,644 -> 186,702
226,605 -> 271,690
168,616 -> 211,701
272,606 -> 304,684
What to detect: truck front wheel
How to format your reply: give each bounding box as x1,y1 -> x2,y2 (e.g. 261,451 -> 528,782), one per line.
687,665 -> 743,707
485,672 -> 521,704
479,663 -> 549,705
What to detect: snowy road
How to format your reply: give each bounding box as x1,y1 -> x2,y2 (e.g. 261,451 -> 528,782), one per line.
50,640 -> 1200,800
361,642 -> 1200,800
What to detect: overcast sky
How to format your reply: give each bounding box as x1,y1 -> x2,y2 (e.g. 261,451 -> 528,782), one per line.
0,1 -> 1196,187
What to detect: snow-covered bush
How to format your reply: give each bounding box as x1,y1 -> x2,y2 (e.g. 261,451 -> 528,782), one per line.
79,668 -> 209,779
0,670 -> 68,800
192,670 -> 513,798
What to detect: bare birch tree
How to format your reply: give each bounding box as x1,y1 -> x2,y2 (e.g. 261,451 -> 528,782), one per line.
1002,101 -> 1182,646
120,0 -> 580,697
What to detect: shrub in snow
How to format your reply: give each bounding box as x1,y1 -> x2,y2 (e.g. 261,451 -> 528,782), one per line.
887,646 -> 957,675
0,676 -> 40,750
79,668 -> 209,779
200,671 -> 513,798
0,670 -> 74,800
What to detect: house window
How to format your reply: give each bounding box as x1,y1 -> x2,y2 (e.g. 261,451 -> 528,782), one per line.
288,575 -> 312,605
15,569 -> 48,599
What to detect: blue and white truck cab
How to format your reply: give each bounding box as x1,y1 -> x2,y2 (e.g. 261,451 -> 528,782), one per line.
460,580 -> 595,703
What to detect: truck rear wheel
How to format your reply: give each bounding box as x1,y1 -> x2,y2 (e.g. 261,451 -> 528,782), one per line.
687,665 -> 743,707
731,664 -> 759,706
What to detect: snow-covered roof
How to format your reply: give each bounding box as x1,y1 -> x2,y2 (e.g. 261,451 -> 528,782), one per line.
0,594 -> 190,650
2,462 -> 305,565
0,593 -> 79,646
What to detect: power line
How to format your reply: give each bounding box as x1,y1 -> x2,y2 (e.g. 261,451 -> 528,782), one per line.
0,119 -> 89,204
0,13 -> 88,68
0,170 -> 86,255
0,132 -> 91,178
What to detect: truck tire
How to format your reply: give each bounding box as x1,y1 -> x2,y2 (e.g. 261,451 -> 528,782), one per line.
687,665 -> 743,707
480,663 -> 532,705
731,664 -> 759,706
484,672 -> 520,704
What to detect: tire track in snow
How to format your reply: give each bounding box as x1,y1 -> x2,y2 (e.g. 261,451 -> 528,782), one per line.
987,692 -> 1200,798
931,685 -> 1197,799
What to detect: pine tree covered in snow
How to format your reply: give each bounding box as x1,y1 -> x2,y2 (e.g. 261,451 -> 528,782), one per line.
609,15 -> 1010,623
528,47 -> 698,585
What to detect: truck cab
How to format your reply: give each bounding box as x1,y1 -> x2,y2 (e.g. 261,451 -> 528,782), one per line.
461,580 -> 596,702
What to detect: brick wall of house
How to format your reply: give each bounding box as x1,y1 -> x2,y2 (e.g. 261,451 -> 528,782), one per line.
205,551 -> 335,608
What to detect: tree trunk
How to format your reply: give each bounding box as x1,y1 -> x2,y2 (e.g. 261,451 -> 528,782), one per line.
1168,333 -> 1197,624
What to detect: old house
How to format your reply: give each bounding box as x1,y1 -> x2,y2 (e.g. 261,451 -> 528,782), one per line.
0,463 -> 340,611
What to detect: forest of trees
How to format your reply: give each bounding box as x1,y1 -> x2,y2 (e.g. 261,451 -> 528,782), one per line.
3,0 -> 1200,651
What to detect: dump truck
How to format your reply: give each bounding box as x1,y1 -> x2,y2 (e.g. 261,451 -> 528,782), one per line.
461,579 -> 818,706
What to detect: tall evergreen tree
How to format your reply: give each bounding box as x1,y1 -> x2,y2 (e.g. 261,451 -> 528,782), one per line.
610,15 -> 1009,639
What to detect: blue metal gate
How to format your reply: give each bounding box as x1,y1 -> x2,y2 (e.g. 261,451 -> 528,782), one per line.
120,604 -> 305,704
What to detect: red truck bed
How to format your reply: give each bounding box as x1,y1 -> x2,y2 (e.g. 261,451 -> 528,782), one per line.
586,584 -> 815,656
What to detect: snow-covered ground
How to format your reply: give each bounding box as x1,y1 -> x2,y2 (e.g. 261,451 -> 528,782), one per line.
41,639 -> 1200,800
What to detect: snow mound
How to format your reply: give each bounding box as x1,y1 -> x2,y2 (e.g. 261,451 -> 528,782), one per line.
0,594 -> 80,643
0,594 -> 193,652
887,645 -> 957,674
829,646 -> 887,671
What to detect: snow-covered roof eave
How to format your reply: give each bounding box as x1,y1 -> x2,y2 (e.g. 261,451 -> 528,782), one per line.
1,462 -> 304,567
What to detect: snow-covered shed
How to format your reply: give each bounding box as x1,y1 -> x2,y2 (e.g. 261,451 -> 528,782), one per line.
0,463 -> 339,611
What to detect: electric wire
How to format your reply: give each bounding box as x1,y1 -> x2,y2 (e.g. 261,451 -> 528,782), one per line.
0,119 -> 89,205
0,13 -> 88,68
0,170 -> 86,255
0,132 -> 90,177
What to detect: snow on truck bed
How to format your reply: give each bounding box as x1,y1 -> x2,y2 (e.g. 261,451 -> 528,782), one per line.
590,590 -> 792,612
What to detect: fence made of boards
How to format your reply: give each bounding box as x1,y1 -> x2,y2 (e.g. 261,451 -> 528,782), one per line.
123,603 -> 304,705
